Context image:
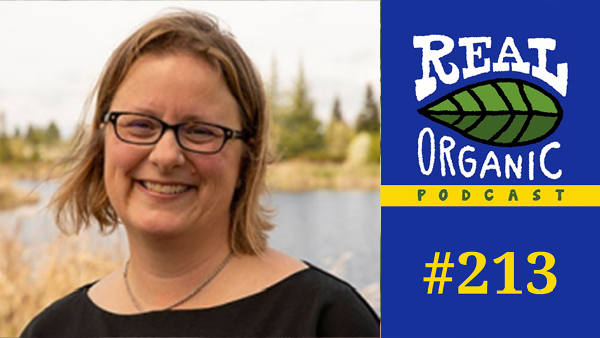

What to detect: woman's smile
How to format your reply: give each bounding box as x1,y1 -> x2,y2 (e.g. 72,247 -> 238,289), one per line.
138,180 -> 194,195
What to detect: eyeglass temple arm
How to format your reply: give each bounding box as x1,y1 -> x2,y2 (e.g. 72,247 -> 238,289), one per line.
102,112 -> 113,123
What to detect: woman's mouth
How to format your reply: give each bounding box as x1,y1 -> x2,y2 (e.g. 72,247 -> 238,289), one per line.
139,181 -> 192,194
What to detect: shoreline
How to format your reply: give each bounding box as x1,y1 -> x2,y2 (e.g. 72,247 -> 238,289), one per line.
1,161 -> 380,194
267,161 -> 380,192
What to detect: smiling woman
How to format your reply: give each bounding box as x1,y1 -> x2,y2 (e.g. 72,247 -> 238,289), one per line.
103,53 -> 245,242
19,9 -> 380,338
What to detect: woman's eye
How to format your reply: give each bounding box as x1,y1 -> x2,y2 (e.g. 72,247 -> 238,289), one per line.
128,120 -> 154,129
183,124 -> 218,137
191,127 -> 215,136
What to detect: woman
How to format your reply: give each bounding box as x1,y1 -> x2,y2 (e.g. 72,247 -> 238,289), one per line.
20,10 -> 380,337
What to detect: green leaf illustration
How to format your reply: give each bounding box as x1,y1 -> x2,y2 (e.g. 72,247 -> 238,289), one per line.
418,79 -> 563,147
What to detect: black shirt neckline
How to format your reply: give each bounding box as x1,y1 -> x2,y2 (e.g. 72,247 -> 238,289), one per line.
83,263 -> 315,317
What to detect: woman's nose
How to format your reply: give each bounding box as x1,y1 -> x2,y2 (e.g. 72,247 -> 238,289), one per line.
148,129 -> 186,172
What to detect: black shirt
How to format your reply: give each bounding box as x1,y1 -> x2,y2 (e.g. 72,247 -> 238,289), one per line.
20,263 -> 380,337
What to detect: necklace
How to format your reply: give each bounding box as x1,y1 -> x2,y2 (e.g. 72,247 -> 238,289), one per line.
123,252 -> 233,312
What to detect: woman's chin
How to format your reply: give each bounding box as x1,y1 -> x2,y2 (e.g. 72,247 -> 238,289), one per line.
125,217 -> 189,240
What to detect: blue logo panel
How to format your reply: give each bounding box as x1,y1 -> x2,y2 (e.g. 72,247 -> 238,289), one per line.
382,1 -> 600,337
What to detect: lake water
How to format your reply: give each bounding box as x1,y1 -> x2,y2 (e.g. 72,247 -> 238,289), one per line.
1,181 -> 380,309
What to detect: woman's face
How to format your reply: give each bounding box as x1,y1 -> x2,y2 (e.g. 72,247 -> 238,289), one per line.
104,52 -> 243,239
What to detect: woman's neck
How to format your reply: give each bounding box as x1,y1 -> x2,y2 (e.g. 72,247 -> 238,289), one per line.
123,222 -> 233,311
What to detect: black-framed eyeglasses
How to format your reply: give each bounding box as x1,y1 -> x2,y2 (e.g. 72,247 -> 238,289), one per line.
103,112 -> 248,154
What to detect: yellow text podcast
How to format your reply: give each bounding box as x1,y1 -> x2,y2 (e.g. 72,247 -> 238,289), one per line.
381,185 -> 600,207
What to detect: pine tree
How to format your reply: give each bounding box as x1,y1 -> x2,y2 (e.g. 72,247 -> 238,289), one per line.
277,62 -> 323,159
266,56 -> 282,155
0,111 -> 6,137
332,97 -> 342,122
355,84 -> 380,133
0,112 -> 12,162
0,133 -> 12,162
24,124 -> 43,162
325,97 -> 353,162
26,125 -> 43,146
266,56 -> 280,110
45,121 -> 61,144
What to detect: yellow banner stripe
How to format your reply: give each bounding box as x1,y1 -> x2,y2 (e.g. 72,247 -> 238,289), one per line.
381,185 -> 600,207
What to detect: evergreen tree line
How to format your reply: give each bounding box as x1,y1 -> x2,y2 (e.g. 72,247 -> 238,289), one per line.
0,62 -> 380,164
0,114 -> 62,162
268,62 -> 380,163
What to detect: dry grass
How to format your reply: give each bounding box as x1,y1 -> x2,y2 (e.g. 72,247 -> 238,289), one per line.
0,179 -> 39,211
0,225 -> 379,336
0,162 -> 59,181
267,161 -> 380,191
0,225 -> 122,337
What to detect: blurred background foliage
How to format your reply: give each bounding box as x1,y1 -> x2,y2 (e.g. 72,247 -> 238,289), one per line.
0,58 -> 380,189
269,60 -> 380,164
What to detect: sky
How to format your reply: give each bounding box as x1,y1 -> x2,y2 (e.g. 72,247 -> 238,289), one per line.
0,1 -> 380,138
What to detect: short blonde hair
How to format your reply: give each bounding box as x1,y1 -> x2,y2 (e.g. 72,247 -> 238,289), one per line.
51,10 -> 273,255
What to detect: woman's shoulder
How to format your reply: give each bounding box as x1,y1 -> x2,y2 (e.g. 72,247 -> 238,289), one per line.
20,283 -> 96,337
270,259 -> 373,305
256,256 -> 380,337
31,282 -> 94,317
251,248 -> 373,302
